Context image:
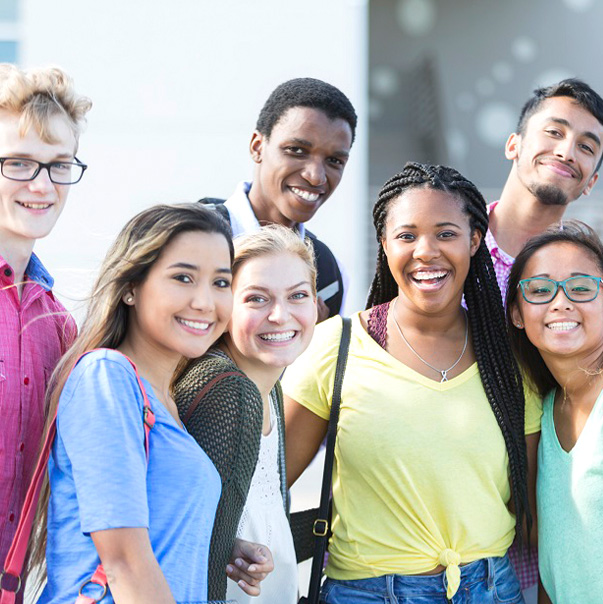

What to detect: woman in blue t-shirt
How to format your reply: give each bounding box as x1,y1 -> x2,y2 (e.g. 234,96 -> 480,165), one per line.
507,220 -> 603,604
29,204 -> 273,603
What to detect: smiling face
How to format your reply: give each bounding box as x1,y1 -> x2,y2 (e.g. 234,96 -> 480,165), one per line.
506,96 -> 603,206
0,109 -> 77,256
382,187 -> 481,316
247,106 -> 353,227
511,242 -> 603,367
227,251 -> 317,371
126,230 -> 233,363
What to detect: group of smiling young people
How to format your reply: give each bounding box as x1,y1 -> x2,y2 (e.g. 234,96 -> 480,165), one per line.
1,62 -> 603,604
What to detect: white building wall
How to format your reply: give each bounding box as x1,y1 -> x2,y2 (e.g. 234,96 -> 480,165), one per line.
21,0 -> 369,317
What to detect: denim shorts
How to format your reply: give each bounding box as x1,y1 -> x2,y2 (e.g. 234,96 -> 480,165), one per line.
320,554 -> 524,603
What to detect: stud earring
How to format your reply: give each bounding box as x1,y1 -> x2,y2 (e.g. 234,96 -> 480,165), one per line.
125,295 -> 134,304
515,322 -> 523,328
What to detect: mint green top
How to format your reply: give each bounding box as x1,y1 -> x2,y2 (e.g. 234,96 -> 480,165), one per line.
538,387 -> 603,602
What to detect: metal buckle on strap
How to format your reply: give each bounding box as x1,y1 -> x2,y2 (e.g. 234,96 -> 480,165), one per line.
143,406 -> 154,429
0,570 -> 22,593
313,518 -> 329,537
78,577 -> 108,602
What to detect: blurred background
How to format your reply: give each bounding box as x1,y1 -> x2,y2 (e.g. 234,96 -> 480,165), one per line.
5,0 -> 603,598
3,0 -> 603,316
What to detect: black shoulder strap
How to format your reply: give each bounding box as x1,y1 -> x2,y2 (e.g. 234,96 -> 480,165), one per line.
305,316 -> 352,603
305,230 -> 344,318
198,197 -> 231,225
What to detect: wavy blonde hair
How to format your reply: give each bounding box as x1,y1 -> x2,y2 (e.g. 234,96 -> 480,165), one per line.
0,64 -> 91,146
27,203 -> 233,590
232,224 -> 317,294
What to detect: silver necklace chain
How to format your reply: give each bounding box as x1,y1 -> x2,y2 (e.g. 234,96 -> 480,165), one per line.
391,298 -> 468,383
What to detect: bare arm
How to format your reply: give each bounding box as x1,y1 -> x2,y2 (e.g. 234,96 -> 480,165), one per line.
284,395 -> 328,488
526,431 -> 540,547
91,527 -> 175,604
507,432 -> 539,547
538,578 -> 553,604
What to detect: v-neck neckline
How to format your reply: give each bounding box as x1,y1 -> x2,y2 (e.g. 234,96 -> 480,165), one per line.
549,386 -> 603,456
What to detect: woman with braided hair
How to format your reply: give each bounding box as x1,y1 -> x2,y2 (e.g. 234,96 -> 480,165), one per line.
283,162 -> 540,603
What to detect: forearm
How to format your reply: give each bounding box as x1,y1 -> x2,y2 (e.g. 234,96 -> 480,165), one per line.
103,557 -> 174,604
91,528 -> 175,604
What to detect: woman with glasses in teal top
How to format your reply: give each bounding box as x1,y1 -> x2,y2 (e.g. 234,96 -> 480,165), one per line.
507,219 -> 603,604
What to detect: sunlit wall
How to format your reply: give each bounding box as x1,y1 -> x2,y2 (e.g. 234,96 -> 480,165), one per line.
17,0 -> 369,317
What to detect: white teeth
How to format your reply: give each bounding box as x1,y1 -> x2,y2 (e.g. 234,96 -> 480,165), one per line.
177,318 -> 210,330
290,187 -> 320,202
413,270 -> 448,281
547,321 -> 578,331
19,202 -> 51,209
259,331 -> 296,342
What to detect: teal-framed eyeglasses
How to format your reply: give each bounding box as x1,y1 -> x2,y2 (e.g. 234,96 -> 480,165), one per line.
518,276 -> 603,304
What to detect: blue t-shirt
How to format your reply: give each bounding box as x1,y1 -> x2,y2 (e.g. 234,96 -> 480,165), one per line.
38,350 -> 221,604
538,387 -> 603,602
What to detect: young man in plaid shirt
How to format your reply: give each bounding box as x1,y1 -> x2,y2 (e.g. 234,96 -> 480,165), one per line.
0,64 -> 90,597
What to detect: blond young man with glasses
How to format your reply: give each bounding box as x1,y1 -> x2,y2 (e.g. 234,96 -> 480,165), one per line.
0,64 -> 91,599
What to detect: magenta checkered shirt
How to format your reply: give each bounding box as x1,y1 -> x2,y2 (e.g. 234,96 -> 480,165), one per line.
486,202 -> 538,591
0,253 -> 76,582
485,201 -> 515,304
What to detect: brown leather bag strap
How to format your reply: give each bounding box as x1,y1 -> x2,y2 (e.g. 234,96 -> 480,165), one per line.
183,371 -> 246,424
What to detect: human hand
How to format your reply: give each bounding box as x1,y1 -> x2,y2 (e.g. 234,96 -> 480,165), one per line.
226,538 -> 274,595
316,297 -> 330,323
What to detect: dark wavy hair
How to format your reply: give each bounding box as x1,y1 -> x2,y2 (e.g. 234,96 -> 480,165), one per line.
506,219 -> 603,397
255,77 -> 357,143
367,161 -> 530,546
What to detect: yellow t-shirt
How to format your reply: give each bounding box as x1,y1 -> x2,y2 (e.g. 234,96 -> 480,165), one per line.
283,313 -> 542,582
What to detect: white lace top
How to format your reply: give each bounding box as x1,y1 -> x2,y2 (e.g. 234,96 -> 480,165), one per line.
228,391 -> 298,603
238,394 -> 282,531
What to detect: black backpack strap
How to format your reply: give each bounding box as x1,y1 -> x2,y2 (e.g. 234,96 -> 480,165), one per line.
302,316 -> 352,604
198,197 -> 231,225
305,230 -> 344,318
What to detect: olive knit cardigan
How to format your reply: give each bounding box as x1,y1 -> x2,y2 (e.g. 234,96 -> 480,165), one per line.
174,347 -> 289,601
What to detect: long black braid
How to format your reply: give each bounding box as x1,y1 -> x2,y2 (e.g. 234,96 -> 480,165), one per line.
367,162 -> 531,548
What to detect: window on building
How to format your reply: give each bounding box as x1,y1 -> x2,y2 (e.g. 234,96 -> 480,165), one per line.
0,0 -> 18,63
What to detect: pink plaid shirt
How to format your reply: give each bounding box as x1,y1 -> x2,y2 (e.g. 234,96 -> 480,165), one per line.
486,201 -> 538,591
0,252 -> 76,575
485,201 -> 515,304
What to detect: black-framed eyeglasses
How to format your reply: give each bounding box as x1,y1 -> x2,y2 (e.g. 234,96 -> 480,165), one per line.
518,276 -> 602,304
0,157 -> 88,185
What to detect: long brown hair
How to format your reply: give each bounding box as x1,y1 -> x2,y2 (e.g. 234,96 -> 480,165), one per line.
28,203 -> 232,588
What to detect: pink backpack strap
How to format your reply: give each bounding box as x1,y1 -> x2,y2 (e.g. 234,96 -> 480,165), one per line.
0,349 -> 154,604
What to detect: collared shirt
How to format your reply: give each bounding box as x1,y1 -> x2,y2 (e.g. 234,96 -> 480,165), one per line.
224,180 -> 307,239
0,252 -> 76,569
224,181 -> 347,313
485,201 -> 515,305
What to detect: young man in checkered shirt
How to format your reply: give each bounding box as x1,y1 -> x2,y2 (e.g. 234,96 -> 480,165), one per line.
486,78 -> 603,602
0,64 -> 90,597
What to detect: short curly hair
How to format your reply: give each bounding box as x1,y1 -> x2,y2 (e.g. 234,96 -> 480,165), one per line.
255,77 -> 357,144
0,64 -> 92,146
